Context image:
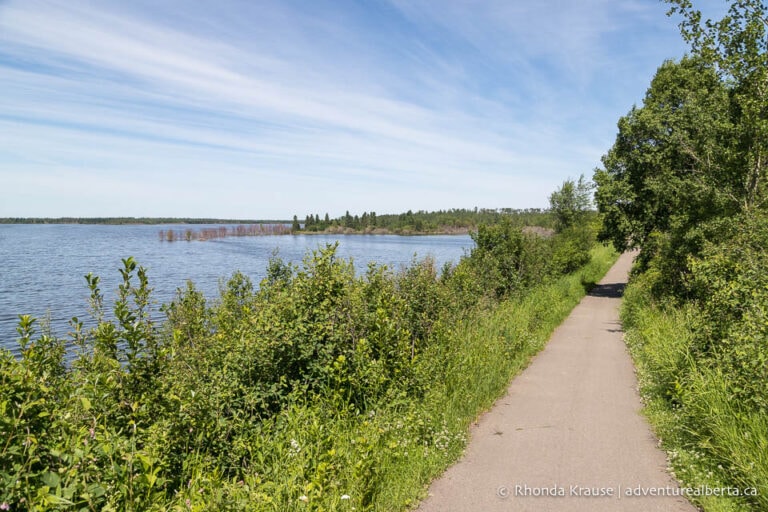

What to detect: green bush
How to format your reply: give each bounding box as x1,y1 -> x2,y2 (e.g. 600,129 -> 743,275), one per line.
0,227 -> 611,510
467,219 -> 556,298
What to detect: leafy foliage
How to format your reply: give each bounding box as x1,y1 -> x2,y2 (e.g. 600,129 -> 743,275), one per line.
595,57 -> 732,257
549,174 -> 593,233
666,0 -> 768,209
622,274 -> 768,511
596,2 -> 768,509
0,217 -> 609,510
687,211 -> 768,412
467,219 -> 550,298
596,1 -> 768,287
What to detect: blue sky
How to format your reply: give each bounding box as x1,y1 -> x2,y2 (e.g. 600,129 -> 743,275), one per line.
0,0 -> 724,219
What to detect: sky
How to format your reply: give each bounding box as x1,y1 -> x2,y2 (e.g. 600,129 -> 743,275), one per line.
0,0 -> 726,219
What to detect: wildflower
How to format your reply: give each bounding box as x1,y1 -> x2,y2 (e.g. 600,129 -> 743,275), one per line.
89,427 -> 96,439
289,439 -> 301,456
299,495 -> 309,502
341,494 -> 350,500
0,503 -> 9,511
185,498 -> 191,509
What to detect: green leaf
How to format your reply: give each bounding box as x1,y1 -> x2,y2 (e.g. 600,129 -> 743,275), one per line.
41,471 -> 60,488
86,482 -> 106,498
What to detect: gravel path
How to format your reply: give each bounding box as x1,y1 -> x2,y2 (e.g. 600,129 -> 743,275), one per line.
416,252 -> 696,511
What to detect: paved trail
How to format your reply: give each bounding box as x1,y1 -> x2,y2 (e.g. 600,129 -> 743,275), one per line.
417,252 -> 696,511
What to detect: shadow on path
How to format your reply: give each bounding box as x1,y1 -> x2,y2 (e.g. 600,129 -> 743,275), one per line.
416,252 -> 697,512
588,282 -> 626,298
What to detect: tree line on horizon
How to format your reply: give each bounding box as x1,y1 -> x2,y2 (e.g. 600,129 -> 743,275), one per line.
292,207 -> 557,233
2,207 -> 559,234
0,217 -> 287,225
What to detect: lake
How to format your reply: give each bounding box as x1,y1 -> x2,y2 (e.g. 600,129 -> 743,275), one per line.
0,224 -> 473,354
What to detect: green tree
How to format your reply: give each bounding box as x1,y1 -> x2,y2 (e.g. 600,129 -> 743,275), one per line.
548,175 -> 596,272
596,0 -> 768,291
549,174 -> 593,232
666,0 -> 768,210
594,57 -> 731,251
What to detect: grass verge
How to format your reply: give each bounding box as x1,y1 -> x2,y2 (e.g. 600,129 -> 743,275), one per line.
621,275 -> 767,512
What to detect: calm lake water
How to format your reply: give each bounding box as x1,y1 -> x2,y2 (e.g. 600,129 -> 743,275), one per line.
0,224 -> 472,354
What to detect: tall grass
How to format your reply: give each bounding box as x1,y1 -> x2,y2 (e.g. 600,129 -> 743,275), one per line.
159,224 -> 291,242
621,275 -> 767,512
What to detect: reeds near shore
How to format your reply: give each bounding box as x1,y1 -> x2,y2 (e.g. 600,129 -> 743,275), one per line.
159,224 -> 291,242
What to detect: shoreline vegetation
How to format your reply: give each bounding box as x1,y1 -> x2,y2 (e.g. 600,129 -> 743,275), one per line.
159,224 -> 293,242
0,217 -> 289,225
158,208 -> 555,241
0,182 -> 608,510
0,208 -> 555,239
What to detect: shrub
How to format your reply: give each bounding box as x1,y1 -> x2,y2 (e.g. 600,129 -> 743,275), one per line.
0,226 -> 608,510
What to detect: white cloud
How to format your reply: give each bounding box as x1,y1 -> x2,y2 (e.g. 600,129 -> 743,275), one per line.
0,0 -> 697,217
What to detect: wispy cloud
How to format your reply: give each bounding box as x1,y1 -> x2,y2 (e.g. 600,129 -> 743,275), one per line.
0,0 -> 701,217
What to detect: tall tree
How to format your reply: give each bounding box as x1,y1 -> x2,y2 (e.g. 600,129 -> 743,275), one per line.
595,0 -> 768,291
666,0 -> 768,210
594,57 -> 730,252
549,174 -> 593,232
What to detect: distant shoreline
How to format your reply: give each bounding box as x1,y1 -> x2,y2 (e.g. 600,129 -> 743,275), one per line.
2,219 -> 555,239
0,217 -> 290,225
295,225 -> 472,236
158,224 -> 474,241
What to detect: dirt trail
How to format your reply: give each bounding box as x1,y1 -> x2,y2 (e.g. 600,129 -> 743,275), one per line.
416,252 -> 696,511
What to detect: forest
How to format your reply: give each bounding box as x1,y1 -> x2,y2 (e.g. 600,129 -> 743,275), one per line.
292,207 -> 556,234
594,1 -> 767,509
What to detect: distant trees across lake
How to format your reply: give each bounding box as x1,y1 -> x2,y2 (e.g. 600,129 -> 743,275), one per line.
0,217 -> 288,225
1,208 -> 565,239
293,207 -> 557,234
